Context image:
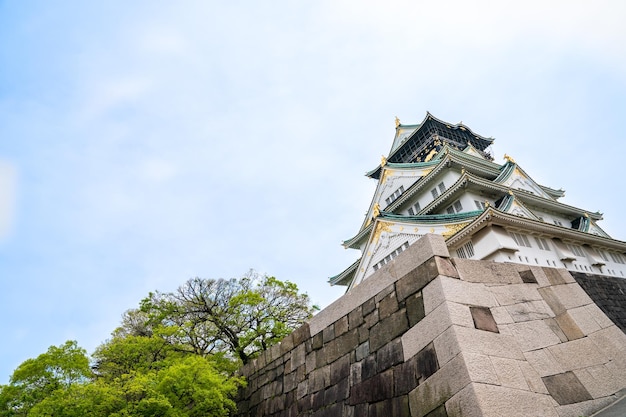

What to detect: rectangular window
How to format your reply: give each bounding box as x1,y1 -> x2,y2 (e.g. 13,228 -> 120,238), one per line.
510,232 -> 532,248
446,206 -> 455,214
408,207 -> 415,215
456,241 -> 474,259
386,185 -> 405,206
553,220 -> 563,227
438,182 -> 446,194
609,252 -> 625,264
474,200 -> 485,210
453,200 -> 463,213
535,237 -> 551,251
598,250 -> 609,262
567,244 -> 585,257
431,188 -> 439,199
373,242 -> 410,271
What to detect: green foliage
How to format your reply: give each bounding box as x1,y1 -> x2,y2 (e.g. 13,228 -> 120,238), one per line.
1,273 -> 309,416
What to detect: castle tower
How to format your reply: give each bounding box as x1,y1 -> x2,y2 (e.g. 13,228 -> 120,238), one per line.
331,113 -> 626,289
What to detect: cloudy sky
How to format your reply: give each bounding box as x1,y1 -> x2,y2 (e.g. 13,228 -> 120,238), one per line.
1,1 -> 625,381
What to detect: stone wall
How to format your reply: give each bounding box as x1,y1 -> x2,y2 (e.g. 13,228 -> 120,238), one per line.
235,235 -> 626,417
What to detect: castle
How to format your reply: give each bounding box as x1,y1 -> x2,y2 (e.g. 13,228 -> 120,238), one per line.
236,114 -> 626,417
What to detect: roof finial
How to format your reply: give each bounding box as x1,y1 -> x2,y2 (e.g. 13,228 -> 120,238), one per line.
373,203 -> 380,218
395,116 -> 400,128
503,154 -> 516,164
381,155 -> 387,167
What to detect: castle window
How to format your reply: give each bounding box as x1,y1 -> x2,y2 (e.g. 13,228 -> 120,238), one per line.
598,250 -> 609,262
567,244 -> 585,257
438,182 -> 446,193
474,200 -> 486,210
456,241 -> 474,259
447,200 -> 463,214
553,220 -> 563,227
609,252 -> 625,264
408,201 -> 421,215
385,185 -> 405,205
373,242 -> 410,271
535,237 -> 551,251
510,232 -> 532,248
431,188 -> 439,199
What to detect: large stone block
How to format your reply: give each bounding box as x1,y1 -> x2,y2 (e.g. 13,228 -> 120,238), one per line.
554,312 -> 585,341
507,320 -> 562,352
348,369 -> 394,405
396,258 -> 440,301
408,353 -> 471,417
424,276 -> 498,315
489,357 -> 529,390
523,348 -> 565,377
444,383 -> 483,417
370,308 -> 408,352
505,300 -> 554,322
489,283 -> 542,306
454,258 -> 523,284
548,337 -> 608,372
573,364 -> 623,399
542,371 -> 593,405
453,325 -> 526,360
470,383 -> 558,417
463,352 -> 499,385
553,396 -> 617,417
470,306 -> 499,333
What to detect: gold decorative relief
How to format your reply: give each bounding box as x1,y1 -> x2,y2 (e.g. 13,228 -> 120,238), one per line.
381,168 -> 395,184
381,155 -> 388,167
372,221 -> 393,244
504,154 -> 516,164
395,116 -> 400,127
442,222 -> 470,238
372,203 -> 380,218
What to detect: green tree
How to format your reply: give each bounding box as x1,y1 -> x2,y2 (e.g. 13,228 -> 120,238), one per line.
0,341 -> 92,416
128,271 -> 317,364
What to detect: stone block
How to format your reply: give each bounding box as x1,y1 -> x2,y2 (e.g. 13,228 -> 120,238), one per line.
584,303 -> 615,329
408,353 -> 471,417
454,325 -> 526,360
348,306 -> 364,330
394,355 -> 419,395
377,338 -> 404,372
334,316 -> 349,337
523,348 -> 565,377
392,395 -> 410,416
554,312 -> 585,341
505,300 -> 554,322
546,283 -> 594,311
543,317 -> 569,343
490,306 -> 514,325
490,283 -> 542,306
415,342 -> 439,383
573,364 -> 623,399
311,332 -> 323,350
512,264 -> 552,287
370,308 -> 408,352
374,283 -> 395,304
350,361 -> 362,385
322,324 -> 335,344
542,371 -> 593,405
435,256 -> 459,279
548,337 -> 608,371
296,380 -> 308,399
489,357 -> 529,390
454,258 -> 523,284
518,269 -> 538,283
378,291 -> 399,320
348,369 -> 394,405
588,325 -> 626,362
554,396 -> 616,417
518,360 -> 549,394
406,291 -> 426,326
464,352 -> 499,385
542,267 -> 575,285
508,320 -> 562,352
291,343 -> 306,369
305,351 -> 316,374
425,276 -> 498,315
330,353 -> 350,385
402,301 -> 450,360
396,257 -> 440,301
471,382 -> 559,417
444,383 -> 483,417
433,326 -> 461,367
470,306 -> 499,333
355,341 -> 369,362
538,286 -> 567,316
309,365 -> 330,393
326,329 -> 359,364
361,354 -> 377,380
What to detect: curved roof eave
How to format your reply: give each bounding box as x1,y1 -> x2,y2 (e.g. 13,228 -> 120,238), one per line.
329,258 -> 360,286
446,209 -> 626,252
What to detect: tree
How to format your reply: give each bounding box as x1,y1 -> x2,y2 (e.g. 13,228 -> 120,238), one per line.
0,341 -> 92,416
126,271 -> 317,364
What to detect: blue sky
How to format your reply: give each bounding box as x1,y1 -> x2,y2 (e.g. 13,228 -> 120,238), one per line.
1,1 -> 625,382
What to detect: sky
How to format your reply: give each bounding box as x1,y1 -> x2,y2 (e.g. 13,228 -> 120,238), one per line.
1,1 -> 625,382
